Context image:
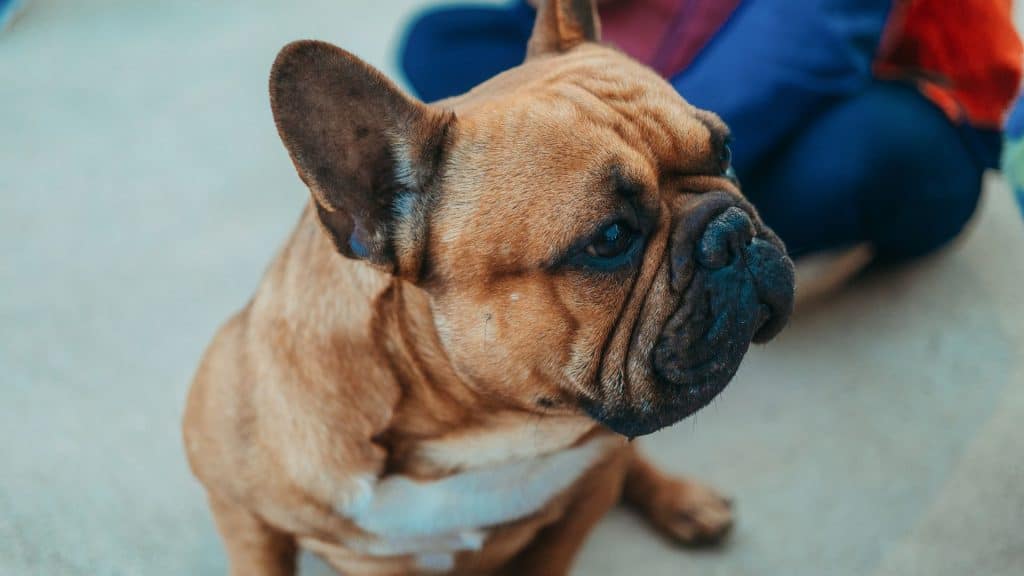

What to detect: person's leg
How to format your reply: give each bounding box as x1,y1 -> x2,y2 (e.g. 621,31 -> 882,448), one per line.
671,0 -> 894,176
743,81 -> 996,262
400,1 -> 535,102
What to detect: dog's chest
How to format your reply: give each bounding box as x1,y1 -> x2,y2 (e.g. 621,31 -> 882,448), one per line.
334,416 -> 617,570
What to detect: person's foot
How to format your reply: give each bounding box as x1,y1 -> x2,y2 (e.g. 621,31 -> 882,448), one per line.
794,243 -> 874,307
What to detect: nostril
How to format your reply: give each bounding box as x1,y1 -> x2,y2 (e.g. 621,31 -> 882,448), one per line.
696,207 -> 755,270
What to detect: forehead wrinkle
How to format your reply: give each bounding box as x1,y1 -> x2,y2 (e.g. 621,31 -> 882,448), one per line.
549,74 -> 706,175
694,109 -> 729,140
562,58 -> 694,137
468,44 -> 704,171
690,110 -> 730,167
533,87 -> 668,187
556,85 -> 661,163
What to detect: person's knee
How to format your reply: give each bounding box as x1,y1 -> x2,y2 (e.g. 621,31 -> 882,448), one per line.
869,165 -> 983,262
844,86 -> 985,260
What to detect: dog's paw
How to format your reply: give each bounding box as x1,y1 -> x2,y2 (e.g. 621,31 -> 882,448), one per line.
641,478 -> 733,546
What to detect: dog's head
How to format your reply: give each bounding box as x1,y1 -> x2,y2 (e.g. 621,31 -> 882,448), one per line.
270,0 -> 795,437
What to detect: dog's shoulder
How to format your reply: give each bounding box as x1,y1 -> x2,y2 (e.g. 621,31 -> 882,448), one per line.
183,208 -> 403,507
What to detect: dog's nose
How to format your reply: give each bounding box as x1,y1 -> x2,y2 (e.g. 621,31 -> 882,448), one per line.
696,206 -> 755,270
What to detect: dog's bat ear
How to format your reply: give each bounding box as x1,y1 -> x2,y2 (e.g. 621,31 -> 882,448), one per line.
270,40 -> 454,277
527,0 -> 601,58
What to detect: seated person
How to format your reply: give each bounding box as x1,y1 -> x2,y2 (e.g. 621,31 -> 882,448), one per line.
401,0 -> 1022,263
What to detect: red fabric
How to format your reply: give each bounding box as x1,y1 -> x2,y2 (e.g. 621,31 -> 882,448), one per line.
599,0 -> 679,64
599,0 -> 1022,128
874,0 -> 1024,128
648,0 -> 742,77
598,0 -> 740,75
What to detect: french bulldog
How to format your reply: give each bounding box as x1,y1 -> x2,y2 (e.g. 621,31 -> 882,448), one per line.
184,1 -> 795,574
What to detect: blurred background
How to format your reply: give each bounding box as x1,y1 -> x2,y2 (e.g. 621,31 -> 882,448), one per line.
1,1 -> 1022,575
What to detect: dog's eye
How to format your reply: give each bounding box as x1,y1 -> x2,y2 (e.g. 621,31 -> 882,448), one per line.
586,222 -> 634,258
719,141 -> 733,176
567,220 -> 643,271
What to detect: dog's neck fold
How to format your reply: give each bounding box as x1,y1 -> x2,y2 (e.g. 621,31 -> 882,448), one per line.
256,205 -> 576,478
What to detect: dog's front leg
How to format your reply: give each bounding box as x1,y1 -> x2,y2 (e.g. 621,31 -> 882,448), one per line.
622,450 -> 734,546
497,446 -> 631,576
209,494 -> 298,576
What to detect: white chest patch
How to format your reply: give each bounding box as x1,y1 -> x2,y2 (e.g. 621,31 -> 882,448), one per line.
338,427 -> 618,559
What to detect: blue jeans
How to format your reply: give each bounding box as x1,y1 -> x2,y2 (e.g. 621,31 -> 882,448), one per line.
400,1 -> 999,261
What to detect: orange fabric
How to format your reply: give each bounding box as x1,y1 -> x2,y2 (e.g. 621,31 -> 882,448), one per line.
874,0 -> 1024,128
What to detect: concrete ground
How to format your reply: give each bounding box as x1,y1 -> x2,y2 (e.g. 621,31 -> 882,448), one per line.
2,1 -> 1022,575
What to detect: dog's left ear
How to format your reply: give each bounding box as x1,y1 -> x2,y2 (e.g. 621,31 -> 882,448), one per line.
527,0 -> 601,58
270,40 -> 454,278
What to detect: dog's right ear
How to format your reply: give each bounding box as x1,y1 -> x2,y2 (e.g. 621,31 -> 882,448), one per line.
270,40 -> 454,277
527,0 -> 601,58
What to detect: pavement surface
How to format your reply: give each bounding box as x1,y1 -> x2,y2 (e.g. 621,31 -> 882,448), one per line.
2,2 -> 1022,574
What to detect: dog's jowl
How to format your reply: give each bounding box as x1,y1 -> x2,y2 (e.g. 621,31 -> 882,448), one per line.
183,1 -> 795,574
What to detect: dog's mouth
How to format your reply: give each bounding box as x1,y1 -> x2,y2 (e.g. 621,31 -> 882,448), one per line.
585,205 -> 795,438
